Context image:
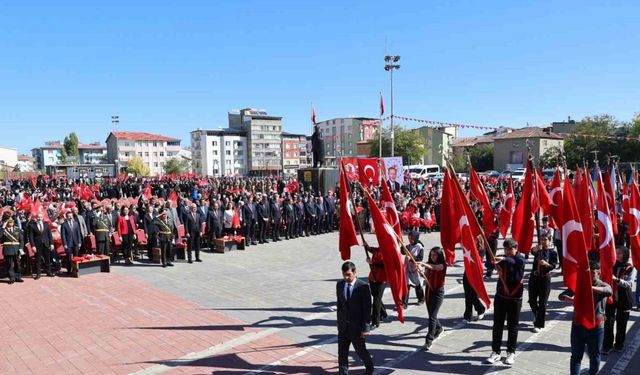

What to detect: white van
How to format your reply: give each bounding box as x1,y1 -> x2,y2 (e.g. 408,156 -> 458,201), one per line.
408,164 -> 441,179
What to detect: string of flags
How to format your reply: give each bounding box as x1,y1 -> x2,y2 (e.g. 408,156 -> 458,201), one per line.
383,115 -> 503,131
561,132 -> 640,142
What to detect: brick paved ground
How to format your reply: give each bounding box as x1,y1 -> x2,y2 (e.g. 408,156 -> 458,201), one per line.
2,231 -> 639,374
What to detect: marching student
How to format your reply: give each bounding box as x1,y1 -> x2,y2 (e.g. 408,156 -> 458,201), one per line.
560,261 -> 612,375
402,230 -> 425,308
528,234 -> 558,332
422,246 -> 447,351
486,238 -> 525,366
366,243 -> 388,329
603,246 -> 635,354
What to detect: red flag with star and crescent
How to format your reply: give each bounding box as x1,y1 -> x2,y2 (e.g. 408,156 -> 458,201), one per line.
341,158 -> 359,182
380,170 -> 401,239
357,158 -> 379,189
499,177 -> 515,239
338,162 -> 359,260
627,178 -> 640,269
469,166 -> 496,237
440,169 -> 459,265
596,167 -> 616,304
548,168 -> 563,229
511,160 -> 538,255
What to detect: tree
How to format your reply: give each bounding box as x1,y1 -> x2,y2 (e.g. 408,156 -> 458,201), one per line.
127,157 -> 150,176
563,115 -> 619,168
468,143 -> 494,171
539,146 -> 563,169
63,132 -> 80,162
369,125 -> 425,164
164,158 -> 190,175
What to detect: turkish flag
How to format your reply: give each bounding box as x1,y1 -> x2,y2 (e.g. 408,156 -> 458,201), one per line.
499,177 -> 515,239
576,168 -> 595,251
168,190 -> 179,203
627,179 -> 640,269
511,160 -> 538,255
561,172 -> 596,329
596,168 -> 616,303
338,163 -> 359,260
469,166 -> 496,237
548,168 -> 563,229
603,170 -> 618,236
357,158 -> 379,188
452,172 -> 491,309
341,158 -> 359,182
536,170 -> 553,222
232,208 -> 241,229
366,193 -> 408,322
381,173 -> 401,239
440,169 -> 460,265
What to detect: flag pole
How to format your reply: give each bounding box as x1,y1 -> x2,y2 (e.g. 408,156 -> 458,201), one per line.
340,160 -> 369,259
583,158 -> 596,251
379,92 -> 383,159
356,179 -> 431,290
444,156 -> 497,263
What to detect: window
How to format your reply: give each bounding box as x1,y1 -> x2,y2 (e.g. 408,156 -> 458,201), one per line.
226,150 -> 231,155
160,152 -> 164,157
213,150 -> 218,155
145,152 -> 149,157
154,162 -> 158,167
236,141 -> 243,146
124,152 -> 130,157
153,152 -> 158,157
212,141 -> 217,146
226,160 -> 231,165
510,151 -> 524,164
153,142 -> 157,147
138,152 -> 143,157
225,141 -> 230,146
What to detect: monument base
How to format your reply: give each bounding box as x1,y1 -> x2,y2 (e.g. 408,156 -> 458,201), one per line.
298,167 -> 338,195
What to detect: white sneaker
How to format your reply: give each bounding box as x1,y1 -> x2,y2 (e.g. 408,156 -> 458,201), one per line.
504,352 -> 515,365
532,327 -> 541,333
486,352 -> 501,364
477,313 -> 485,320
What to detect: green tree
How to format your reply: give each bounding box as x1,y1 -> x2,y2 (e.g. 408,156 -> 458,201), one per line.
163,158 -> 190,175
563,115 -> 619,168
369,125 -> 425,164
63,132 -> 80,159
126,157 -> 150,176
539,146 -> 563,169
468,143 -> 494,171
449,152 -> 467,173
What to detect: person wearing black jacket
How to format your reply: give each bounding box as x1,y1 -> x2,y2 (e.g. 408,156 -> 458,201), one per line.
27,212 -> 55,278
487,238 -> 525,366
1,219 -> 24,284
366,244 -> 387,329
336,261 -> 374,375
243,196 -> 257,245
315,196 -> 326,235
143,206 -> 157,260
603,246 -> 636,354
184,203 -> 203,263
294,195 -> 305,237
304,195 -> 316,236
324,191 -> 336,232
257,194 -> 270,244
270,194 -> 282,242
207,201 -> 223,241
528,235 -> 558,332
283,197 -> 295,240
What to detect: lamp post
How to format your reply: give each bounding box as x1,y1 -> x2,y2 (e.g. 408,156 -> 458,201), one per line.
111,115 -> 119,130
384,55 -> 400,157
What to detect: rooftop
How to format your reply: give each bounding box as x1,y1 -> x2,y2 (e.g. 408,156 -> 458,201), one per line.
493,126 -> 562,140
452,135 -> 495,148
108,132 -> 180,142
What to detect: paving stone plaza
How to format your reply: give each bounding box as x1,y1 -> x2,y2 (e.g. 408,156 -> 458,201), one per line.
1,231 -> 638,374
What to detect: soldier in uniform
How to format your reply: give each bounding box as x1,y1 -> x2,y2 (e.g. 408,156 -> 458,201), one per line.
154,208 -> 175,267
1,218 -> 25,284
92,205 -> 112,256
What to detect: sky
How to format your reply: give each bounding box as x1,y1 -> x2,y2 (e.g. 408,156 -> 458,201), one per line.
1,1 -> 639,154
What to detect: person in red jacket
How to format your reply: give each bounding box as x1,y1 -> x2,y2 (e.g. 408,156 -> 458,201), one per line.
366,243 -> 387,329
116,206 -> 137,265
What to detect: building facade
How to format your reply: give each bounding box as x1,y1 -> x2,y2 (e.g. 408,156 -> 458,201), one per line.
0,147 -> 19,169
191,128 -> 247,176
314,117 -> 380,166
228,108 -> 282,175
414,126 -> 457,166
31,141 -> 107,169
106,132 -> 181,176
45,164 -> 116,179
281,132 -> 308,176
493,127 -> 564,171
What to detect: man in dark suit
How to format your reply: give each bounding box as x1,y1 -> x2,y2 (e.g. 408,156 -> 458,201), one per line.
207,200 -> 223,241
28,212 -> 55,278
242,196 -> 257,246
324,191 -> 336,232
61,211 -> 82,274
294,194 -> 304,238
184,203 -> 202,263
143,206 -> 158,259
336,261 -> 374,374
386,166 -> 401,192
315,196 -> 326,235
304,195 -> 316,236
270,194 -> 282,242
283,197 -> 295,240
257,194 -> 270,244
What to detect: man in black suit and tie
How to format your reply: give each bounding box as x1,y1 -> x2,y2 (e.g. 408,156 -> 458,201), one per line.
336,261 -> 374,374
324,191 -> 336,232
61,211 -> 82,275
386,166 -> 401,192
207,200 -> 223,242
242,196 -> 257,246
28,212 -> 55,278
184,203 -> 202,263
270,194 -> 282,242
257,194 -> 270,244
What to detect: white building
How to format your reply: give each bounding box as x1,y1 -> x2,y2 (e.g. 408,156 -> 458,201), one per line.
191,128 -> 247,176
31,141 -> 107,169
0,147 -> 18,169
106,132 -> 181,176
228,108 -> 282,175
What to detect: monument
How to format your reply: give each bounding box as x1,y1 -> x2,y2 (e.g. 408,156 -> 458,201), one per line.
298,125 -> 337,194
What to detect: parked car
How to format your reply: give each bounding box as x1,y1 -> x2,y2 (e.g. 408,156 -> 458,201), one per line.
511,168 -> 527,182
407,164 -> 441,179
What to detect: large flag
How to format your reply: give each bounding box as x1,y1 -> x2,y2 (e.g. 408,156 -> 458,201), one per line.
311,105 -> 316,125
499,177 -> 515,239
536,170 -> 553,221
440,169 -> 459,265
452,172 -> 491,309
338,163 -> 359,260
628,178 -> 640,269
381,172 -> 401,238
596,168 -> 616,303
341,158 -> 359,182
469,166 -> 496,237
512,160 -> 538,255
603,170 -> 618,236
562,172 -> 596,329
366,193 -> 408,322
549,168 -> 563,229
576,168 -> 595,251
358,158 -> 379,188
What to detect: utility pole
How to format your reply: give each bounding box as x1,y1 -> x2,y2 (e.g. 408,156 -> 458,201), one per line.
384,55 -> 400,156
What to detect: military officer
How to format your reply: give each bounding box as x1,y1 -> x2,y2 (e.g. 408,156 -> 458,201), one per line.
154,208 -> 175,267
1,219 -> 25,284
92,205 -> 112,256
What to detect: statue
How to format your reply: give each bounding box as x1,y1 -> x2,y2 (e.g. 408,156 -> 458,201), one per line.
311,125 -> 325,168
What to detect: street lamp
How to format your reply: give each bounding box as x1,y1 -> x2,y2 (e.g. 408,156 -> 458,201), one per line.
111,115 -> 119,130
384,55 -> 400,157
